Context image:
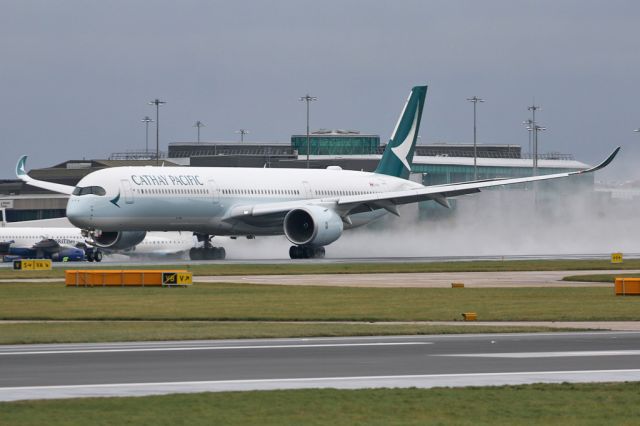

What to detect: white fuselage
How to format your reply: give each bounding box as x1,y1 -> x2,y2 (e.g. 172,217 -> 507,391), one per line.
67,166 -> 423,235
0,227 -> 194,256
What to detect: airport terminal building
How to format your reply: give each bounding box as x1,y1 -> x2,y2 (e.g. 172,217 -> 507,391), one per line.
0,130 -> 595,223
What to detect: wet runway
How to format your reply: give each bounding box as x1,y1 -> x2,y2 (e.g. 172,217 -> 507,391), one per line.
1,331 -> 639,401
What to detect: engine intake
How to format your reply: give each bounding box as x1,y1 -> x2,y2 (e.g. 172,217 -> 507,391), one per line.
92,231 -> 147,250
283,206 -> 343,247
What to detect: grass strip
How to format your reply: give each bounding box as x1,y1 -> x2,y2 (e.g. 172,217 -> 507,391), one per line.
0,321 -> 562,345
563,273 -> 640,283
0,282 -> 637,322
3,258 -> 640,280
2,383 -> 640,425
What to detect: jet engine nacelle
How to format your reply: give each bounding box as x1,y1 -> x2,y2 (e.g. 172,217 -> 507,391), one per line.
283,206 -> 343,247
91,231 -> 147,250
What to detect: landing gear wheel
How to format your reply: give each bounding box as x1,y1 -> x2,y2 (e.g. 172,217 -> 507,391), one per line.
94,251 -> 103,262
289,245 -> 325,259
189,248 -> 204,260
189,246 -> 226,260
215,247 -> 226,260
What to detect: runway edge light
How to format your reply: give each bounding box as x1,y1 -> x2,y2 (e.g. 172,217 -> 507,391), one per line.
462,312 -> 477,321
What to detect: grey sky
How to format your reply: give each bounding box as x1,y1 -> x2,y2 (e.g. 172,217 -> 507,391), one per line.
1,0 -> 638,179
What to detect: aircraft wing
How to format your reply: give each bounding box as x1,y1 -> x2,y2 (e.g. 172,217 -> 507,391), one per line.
16,156 -> 75,195
224,147 -> 619,222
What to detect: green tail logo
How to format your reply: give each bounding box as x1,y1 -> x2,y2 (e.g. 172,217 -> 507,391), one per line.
374,85 -> 427,179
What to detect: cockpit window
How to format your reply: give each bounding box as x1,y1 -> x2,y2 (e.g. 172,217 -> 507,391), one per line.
72,186 -> 106,196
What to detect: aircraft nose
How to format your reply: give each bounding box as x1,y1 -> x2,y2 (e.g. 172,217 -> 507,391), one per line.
66,197 -> 92,228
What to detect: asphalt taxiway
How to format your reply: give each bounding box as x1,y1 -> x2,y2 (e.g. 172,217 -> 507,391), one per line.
1,332 -> 639,401
195,270 -> 633,287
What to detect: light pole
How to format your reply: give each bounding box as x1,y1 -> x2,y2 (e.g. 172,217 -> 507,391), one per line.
466,96 -> 484,180
235,129 -> 249,143
148,98 -> 166,166
193,121 -> 205,143
141,116 -> 154,154
523,119 -> 534,157
299,94 -> 317,168
527,103 -> 541,175
526,123 -> 546,176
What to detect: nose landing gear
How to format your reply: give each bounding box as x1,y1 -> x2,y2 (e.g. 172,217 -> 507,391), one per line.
289,245 -> 325,259
85,248 -> 103,262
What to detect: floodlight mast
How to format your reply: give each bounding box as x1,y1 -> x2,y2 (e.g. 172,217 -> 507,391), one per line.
527,103 -> 542,176
466,96 -> 484,180
148,99 -> 166,166
193,121 -> 206,143
141,116 -> 154,153
235,129 -> 249,143
299,94 -> 317,168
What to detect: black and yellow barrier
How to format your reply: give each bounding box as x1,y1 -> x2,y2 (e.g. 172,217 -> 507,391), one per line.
65,270 -> 192,287
13,259 -> 52,271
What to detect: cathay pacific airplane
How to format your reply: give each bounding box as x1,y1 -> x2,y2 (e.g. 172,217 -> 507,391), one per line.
16,85 -> 619,260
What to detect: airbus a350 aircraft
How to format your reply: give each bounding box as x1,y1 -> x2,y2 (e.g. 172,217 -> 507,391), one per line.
17,85 -> 619,260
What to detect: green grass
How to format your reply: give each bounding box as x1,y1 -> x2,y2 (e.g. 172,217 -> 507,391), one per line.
0,321 -> 560,344
563,273 -> 640,283
4,258 -> 640,280
0,282 -> 634,322
2,383 -> 640,425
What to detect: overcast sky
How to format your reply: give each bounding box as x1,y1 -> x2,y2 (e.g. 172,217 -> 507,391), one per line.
1,0 -> 638,180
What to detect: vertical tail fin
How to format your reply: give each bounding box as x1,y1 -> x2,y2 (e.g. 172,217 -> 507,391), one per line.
374,85 -> 427,179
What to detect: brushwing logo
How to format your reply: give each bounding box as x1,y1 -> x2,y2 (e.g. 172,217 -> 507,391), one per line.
110,191 -> 121,208
17,157 -> 26,176
390,107 -> 420,171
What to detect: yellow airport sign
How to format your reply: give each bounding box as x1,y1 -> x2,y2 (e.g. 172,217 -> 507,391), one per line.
162,271 -> 192,286
611,253 -> 623,264
13,259 -> 52,270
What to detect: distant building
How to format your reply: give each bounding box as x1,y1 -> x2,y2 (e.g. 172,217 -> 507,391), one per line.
291,130 -> 380,155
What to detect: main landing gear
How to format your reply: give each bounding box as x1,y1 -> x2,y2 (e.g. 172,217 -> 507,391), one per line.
289,245 -> 325,259
190,234 -> 226,260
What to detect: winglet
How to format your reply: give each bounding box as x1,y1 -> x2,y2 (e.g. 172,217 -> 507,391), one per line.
16,155 -> 28,178
14,155 -> 75,195
577,146 -> 620,174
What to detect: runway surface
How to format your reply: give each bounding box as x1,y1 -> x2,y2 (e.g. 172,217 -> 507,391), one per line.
2,253 -> 639,268
1,331 -> 639,401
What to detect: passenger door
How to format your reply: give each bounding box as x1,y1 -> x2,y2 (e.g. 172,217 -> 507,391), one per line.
121,179 -> 134,204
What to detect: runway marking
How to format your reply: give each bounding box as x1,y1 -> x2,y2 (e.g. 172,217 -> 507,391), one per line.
0,341 -> 431,356
439,350 -> 640,358
2,369 -> 640,401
